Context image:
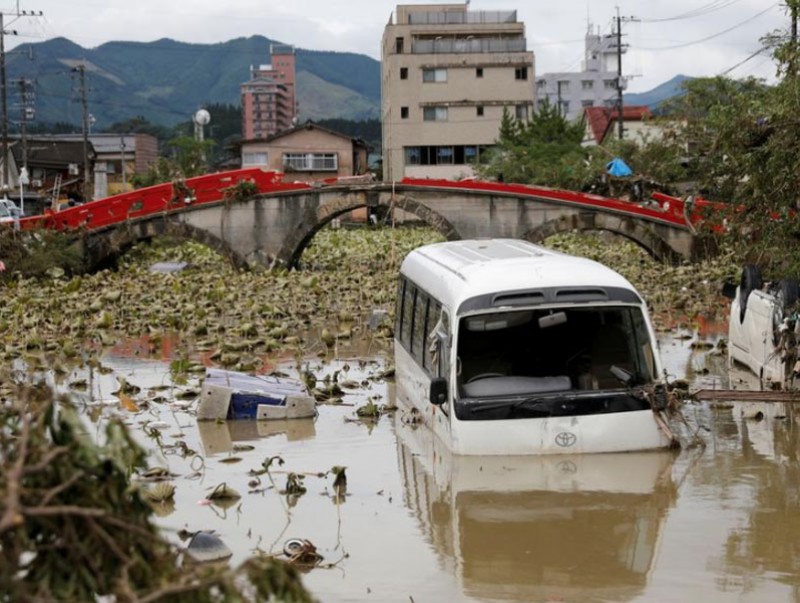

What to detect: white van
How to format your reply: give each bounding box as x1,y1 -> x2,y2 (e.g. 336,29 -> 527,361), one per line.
725,265 -> 799,388
394,239 -> 675,455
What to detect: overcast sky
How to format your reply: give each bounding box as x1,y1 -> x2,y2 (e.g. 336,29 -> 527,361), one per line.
4,0 -> 789,93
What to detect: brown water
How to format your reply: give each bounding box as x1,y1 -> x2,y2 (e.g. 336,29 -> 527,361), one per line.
66,330 -> 800,603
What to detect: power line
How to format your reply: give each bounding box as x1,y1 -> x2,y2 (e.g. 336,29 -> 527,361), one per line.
642,0 -> 743,23
718,46 -> 770,75
639,3 -> 780,51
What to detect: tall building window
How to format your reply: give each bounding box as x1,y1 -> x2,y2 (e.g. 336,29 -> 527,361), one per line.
401,106 -> 409,119
422,68 -> 447,83
515,105 -> 529,120
515,66 -> 528,80
558,80 -> 570,92
476,106 -> 484,117
423,106 -> 448,121
395,37 -> 404,53
582,80 -> 594,90
400,67 -> 408,79
604,79 -> 617,89
476,67 -> 484,78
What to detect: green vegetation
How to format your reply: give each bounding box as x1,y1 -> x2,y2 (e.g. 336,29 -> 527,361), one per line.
476,102 -> 588,189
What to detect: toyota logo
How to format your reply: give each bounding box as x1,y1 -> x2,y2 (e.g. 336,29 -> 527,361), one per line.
555,432 -> 577,447
557,460 -> 578,474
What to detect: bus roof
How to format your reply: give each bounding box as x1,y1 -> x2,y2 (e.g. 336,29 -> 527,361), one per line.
400,239 -> 639,311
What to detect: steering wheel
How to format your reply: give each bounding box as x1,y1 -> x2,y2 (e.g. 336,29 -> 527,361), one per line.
466,373 -> 505,383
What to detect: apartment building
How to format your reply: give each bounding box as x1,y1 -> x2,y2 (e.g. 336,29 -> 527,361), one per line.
535,27 -> 625,122
381,3 -> 535,181
241,44 -> 298,139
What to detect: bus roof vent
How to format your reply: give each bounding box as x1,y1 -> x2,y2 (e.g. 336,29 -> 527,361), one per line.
492,291 -> 546,306
554,288 -> 608,302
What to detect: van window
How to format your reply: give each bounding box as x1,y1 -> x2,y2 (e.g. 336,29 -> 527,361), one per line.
412,291 -> 429,361
423,300 -> 441,371
401,283 -> 415,348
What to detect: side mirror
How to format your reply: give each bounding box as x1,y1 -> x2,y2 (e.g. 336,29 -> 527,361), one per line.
429,377 -> 448,406
721,281 -> 737,299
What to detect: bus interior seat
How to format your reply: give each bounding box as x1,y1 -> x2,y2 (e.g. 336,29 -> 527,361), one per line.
589,323 -> 633,389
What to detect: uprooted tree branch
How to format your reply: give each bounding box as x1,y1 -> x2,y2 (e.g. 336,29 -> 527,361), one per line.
0,376 -> 314,602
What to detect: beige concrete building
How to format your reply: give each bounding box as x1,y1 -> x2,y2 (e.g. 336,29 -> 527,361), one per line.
240,122 -> 369,183
381,3 -> 534,181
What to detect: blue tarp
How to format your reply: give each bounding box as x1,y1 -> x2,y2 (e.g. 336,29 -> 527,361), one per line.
607,158 -> 633,177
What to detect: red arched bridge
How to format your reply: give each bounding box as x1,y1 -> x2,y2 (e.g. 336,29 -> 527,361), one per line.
19,168 -> 717,269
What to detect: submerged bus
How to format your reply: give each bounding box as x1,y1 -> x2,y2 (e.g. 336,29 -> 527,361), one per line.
394,239 -> 676,455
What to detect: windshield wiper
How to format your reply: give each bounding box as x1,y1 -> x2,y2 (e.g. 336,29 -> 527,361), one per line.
469,394 -> 569,415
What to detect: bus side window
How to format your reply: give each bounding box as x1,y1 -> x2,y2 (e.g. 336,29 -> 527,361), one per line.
401,283 -> 415,349
424,301 -> 441,372
412,291 -> 429,363
395,277 -> 406,338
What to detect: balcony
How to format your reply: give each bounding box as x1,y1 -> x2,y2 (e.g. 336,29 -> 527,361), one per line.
412,37 -> 527,54
407,10 -> 517,25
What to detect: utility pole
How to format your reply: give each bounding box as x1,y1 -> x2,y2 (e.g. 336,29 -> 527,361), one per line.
614,8 -> 638,141
615,8 -> 624,141
0,4 -> 43,190
120,135 -> 127,192
73,63 -> 91,202
791,0 -> 798,77
17,78 -> 31,172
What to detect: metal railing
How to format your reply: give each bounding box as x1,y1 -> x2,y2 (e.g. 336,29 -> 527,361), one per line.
407,10 -> 517,25
412,37 -> 527,54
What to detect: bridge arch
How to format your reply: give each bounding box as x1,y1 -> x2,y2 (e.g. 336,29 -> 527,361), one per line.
275,192 -> 461,268
525,212 -> 684,264
85,219 -> 249,270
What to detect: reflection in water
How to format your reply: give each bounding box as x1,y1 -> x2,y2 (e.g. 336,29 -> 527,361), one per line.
197,418 -> 317,456
395,415 -> 678,602
708,404 -> 800,599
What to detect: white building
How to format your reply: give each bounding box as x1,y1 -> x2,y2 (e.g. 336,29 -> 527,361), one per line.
536,26 -> 625,122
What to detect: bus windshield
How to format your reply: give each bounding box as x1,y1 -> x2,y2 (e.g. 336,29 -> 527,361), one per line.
455,306 -> 657,420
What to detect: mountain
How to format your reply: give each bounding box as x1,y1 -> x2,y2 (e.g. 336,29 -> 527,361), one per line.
624,75 -> 692,110
5,36 -> 381,129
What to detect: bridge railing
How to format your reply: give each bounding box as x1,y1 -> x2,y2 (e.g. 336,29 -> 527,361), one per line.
400,177 -> 727,230
19,169 -> 309,232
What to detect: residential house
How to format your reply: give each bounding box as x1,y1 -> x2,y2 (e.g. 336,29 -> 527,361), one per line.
381,3 -> 535,180
9,137 -> 96,213
58,133 -> 158,197
240,121 -> 369,182
582,106 -> 658,146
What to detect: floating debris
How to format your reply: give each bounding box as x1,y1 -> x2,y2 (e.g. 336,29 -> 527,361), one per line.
283,538 -> 323,566
186,531 -> 233,563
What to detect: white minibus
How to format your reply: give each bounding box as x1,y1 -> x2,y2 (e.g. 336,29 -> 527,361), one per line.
394,239 -> 676,455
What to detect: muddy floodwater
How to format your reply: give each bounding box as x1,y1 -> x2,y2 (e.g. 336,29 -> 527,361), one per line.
60,327 -> 799,603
